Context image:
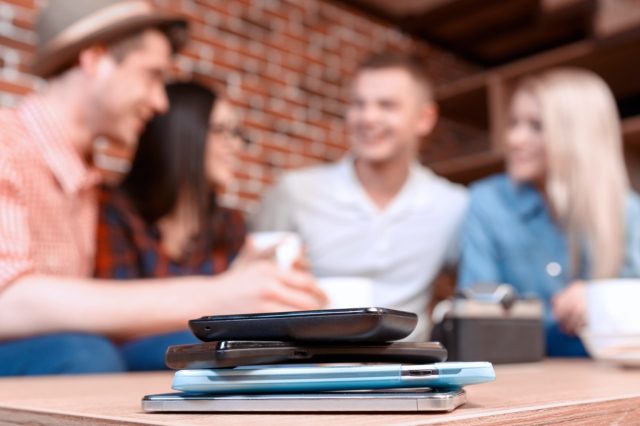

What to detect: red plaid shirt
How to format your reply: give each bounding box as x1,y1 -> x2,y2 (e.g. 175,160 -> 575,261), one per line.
95,188 -> 246,279
0,96 -> 101,290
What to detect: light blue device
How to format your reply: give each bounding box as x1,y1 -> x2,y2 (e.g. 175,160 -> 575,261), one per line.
172,362 -> 495,394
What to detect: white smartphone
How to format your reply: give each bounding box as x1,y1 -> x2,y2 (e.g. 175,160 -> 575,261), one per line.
172,362 -> 495,394
142,388 -> 467,413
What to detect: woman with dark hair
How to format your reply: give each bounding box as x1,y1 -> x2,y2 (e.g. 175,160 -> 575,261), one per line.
96,82 -> 248,278
95,82 -> 325,370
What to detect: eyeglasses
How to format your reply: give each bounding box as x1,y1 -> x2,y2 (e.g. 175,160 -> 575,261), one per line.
209,124 -> 251,145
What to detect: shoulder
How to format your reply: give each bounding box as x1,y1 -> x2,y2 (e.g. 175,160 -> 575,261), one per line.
459,174 -> 522,225
418,166 -> 468,204
281,161 -> 341,185
273,160 -> 342,197
468,174 -> 512,199
413,167 -> 469,224
466,174 -> 517,210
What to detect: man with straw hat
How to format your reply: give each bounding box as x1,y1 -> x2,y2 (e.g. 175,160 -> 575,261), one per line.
0,0 -> 325,376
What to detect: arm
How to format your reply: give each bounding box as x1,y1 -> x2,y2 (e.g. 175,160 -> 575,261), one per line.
0,170 -> 324,341
0,274 -> 208,340
553,194 -> 640,335
0,260 -> 327,341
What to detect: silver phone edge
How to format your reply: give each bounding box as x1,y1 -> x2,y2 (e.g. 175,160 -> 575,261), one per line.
141,389 -> 466,413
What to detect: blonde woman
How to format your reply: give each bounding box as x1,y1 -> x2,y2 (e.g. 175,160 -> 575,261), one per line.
458,68 -> 640,356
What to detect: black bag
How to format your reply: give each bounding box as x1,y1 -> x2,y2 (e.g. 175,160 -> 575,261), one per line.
430,284 -> 545,364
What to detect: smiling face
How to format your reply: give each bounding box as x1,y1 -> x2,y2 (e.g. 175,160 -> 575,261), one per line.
506,88 -> 547,185
88,29 -> 172,153
346,67 -> 436,166
205,100 -> 244,188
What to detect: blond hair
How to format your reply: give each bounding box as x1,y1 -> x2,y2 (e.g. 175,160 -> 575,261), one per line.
516,68 -> 629,278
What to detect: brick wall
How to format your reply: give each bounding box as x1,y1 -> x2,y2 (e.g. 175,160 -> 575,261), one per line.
0,0 -> 481,212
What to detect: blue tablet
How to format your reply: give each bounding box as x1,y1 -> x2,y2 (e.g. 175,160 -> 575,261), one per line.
172,362 -> 495,394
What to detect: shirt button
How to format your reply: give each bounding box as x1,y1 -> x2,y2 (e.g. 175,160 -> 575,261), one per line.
546,262 -> 562,277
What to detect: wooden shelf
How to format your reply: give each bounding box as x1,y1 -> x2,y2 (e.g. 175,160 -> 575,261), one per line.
435,40 -> 595,105
437,83 -> 488,130
432,30 -> 640,184
429,115 -> 640,185
437,33 -> 640,113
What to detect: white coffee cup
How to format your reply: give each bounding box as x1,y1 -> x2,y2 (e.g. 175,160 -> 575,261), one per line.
249,232 -> 302,270
585,279 -> 640,334
317,277 -> 374,309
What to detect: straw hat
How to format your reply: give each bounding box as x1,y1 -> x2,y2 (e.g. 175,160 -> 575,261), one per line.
33,0 -> 188,78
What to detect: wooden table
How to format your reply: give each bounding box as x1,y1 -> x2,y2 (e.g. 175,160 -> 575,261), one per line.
0,360 -> 639,425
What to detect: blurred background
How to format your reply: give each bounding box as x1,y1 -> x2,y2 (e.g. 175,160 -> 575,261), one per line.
1,0 -> 639,213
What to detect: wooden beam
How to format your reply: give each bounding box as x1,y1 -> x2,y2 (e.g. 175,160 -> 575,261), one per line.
436,39 -> 595,102
623,115 -> 640,147
337,0 -> 460,20
488,75 -> 509,153
473,16 -> 588,63
349,0 -> 458,18
542,0 -> 592,13
417,0 -> 538,41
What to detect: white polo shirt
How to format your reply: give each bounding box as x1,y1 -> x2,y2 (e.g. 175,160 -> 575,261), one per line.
252,156 -> 468,340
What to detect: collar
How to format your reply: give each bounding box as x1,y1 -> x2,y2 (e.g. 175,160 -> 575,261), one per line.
334,154 -> 434,216
19,96 -> 101,195
510,179 -> 546,220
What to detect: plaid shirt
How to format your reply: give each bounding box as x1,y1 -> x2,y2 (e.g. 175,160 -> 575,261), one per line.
0,96 -> 101,290
95,188 -> 246,279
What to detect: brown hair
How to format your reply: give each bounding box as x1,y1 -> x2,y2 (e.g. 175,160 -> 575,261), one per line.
356,52 -> 434,101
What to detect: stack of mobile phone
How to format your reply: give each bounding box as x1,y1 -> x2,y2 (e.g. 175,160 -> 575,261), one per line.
142,308 -> 495,413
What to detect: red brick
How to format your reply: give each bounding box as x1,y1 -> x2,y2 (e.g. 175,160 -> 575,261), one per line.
0,35 -> 34,52
2,0 -> 35,8
1,0 -> 479,209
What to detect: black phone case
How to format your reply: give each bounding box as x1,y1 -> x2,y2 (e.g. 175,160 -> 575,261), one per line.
165,341 -> 447,369
188,307 -> 418,343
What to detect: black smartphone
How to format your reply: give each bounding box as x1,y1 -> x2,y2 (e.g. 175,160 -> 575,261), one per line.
165,341 -> 447,369
189,307 -> 418,342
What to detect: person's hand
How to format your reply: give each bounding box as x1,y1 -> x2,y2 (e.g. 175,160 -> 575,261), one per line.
552,280 -> 587,336
204,260 -> 327,315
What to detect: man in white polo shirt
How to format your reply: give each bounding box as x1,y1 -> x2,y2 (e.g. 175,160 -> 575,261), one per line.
253,52 -> 468,340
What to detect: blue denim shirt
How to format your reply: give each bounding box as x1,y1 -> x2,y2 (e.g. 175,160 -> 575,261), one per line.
458,174 -> 640,356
